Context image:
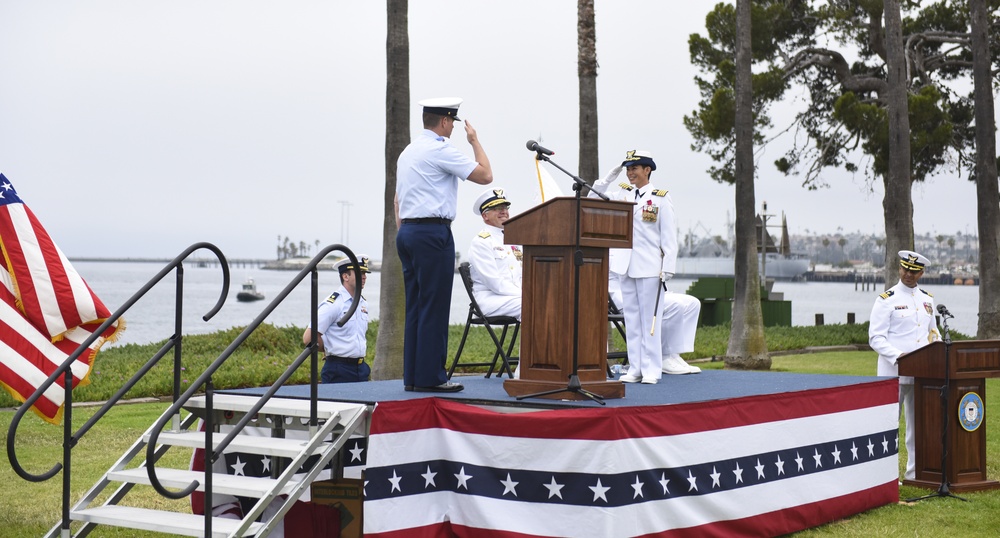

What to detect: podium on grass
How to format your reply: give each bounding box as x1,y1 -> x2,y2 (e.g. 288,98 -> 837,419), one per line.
897,340 -> 1000,492
501,197 -> 633,400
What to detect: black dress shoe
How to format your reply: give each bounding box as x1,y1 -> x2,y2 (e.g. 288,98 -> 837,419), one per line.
404,385 -> 414,392
413,382 -> 464,393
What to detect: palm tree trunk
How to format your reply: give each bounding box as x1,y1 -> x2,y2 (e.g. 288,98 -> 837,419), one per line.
373,0 -> 408,380
970,0 -> 1000,338
725,0 -> 769,370
881,0 -> 914,287
577,0 -> 599,183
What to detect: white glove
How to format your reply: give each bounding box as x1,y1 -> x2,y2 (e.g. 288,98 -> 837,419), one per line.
594,165 -> 623,188
660,271 -> 673,282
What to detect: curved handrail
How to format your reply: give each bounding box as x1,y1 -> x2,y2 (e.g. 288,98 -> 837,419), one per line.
145,245 -> 361,499
6,242 -> 230,482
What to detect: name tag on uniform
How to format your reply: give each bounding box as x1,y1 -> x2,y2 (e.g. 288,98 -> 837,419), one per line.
895,305 -> 908,310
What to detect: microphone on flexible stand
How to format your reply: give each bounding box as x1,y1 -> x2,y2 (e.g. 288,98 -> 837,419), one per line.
937,304 -> 954,319
526,139 -> 555,156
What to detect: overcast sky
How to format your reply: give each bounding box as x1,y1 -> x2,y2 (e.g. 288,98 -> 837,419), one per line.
0,1 -> 987,261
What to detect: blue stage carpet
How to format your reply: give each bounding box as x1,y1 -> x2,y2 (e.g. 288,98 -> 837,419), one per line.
224,369 -> 888,409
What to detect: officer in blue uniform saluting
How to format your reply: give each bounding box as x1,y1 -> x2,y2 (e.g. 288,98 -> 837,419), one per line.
394,97 -> 494,392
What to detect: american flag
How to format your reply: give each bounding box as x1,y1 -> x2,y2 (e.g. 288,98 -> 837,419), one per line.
364,379 -> 899,537
0,173 -> 122,424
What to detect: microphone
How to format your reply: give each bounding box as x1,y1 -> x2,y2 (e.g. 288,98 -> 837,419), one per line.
937,304 -> 953,318
526,139 -> 555,156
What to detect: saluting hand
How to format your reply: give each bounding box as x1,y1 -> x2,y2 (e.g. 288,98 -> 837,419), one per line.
464,120 -> 479,144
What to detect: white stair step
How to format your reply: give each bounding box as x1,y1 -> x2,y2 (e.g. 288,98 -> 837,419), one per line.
184,394 -> 349,420
145,431 -> 326,458
72,506 -> 262,538
107,468 -> 299,498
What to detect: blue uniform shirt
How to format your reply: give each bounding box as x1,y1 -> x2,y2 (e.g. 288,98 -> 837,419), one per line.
396,129 -> 478,220
313,285 -> 368,358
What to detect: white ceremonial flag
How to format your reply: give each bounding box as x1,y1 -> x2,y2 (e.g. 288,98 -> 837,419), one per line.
534,157 -> 564,204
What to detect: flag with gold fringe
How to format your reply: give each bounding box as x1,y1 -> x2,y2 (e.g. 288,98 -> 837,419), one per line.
0,173 -> 122,423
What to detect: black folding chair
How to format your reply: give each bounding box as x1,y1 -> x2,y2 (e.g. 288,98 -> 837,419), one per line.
447,262 -> 520,379
607,296 -> 628,375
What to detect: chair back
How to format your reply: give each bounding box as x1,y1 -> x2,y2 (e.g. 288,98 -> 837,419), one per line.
458,262 -> 487,319
609,296 -> 624,316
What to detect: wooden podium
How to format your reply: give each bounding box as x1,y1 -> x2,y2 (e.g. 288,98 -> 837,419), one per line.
501,197 -> 633,400
898,340 -> 1000,492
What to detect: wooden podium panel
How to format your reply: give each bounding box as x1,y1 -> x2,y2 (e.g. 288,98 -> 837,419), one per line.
502,197 -> 633,400
503,197 -> 633,250
898,340 -> 1000,492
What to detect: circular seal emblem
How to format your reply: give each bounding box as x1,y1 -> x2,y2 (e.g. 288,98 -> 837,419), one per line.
958,392 -> 984,432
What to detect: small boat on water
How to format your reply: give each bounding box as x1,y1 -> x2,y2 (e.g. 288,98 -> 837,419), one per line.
236,277 -> 265,302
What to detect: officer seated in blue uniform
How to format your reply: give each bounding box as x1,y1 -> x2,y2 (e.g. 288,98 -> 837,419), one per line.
302,256 -> 372,383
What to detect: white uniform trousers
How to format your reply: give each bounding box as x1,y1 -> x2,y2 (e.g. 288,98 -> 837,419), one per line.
621,275 -> 664,380
474,292 -> 521,320
900,383 -> 916,480
660,292 -> 700,355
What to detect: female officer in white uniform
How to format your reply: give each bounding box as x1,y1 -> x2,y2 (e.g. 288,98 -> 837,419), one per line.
590,150 -> 677,384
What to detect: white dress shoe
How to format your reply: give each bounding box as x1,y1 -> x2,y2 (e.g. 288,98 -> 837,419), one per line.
619,374 -> 642,383
663,354 -> 700,374
662,356 -> 691,375
641,377 -> 658,384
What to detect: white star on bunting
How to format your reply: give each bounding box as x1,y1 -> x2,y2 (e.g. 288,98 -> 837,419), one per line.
389,470 -> 402,493
589,478 -> 610,502
544,476 -> 564,499
422,466 -> 437,488
500,474 -> 519,497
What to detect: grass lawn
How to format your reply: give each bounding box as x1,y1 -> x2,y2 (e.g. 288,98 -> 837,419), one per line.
3,346 -> 999,536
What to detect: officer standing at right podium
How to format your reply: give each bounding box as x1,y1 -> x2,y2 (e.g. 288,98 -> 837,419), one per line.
869,250 -> 941,481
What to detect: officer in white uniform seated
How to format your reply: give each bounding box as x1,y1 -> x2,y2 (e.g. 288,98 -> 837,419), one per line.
869,249 -> 940,481
467,188 -> 522,319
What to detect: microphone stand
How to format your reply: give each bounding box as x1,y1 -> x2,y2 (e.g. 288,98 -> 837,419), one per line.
905,310 -> 967,503
517,151 -> 609,405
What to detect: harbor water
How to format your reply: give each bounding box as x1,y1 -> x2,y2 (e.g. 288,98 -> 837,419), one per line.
76,261 -> 983,347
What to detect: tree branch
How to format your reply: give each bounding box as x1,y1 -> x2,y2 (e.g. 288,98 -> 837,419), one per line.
784,47 -> 888,95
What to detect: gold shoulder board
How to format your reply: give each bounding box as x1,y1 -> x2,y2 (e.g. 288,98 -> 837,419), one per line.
618,182 -> 634,191
652,189 -> 668,197
326,292 -> 340,303
879,290 -> 894,300
478,231 -> 491,239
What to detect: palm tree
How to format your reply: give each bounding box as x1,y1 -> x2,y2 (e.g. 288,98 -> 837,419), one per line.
881,0 -> 914,287
577,0 -> 599,182
725,0 -> 769,370
970,0 -> 1000,339
373,0 -> 408,380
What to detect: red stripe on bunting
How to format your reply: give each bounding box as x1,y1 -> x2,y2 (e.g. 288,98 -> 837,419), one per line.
370,379 -> 898,440
656,482 -> 899,538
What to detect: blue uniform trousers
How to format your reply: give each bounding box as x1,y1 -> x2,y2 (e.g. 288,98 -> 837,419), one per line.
321,357 -> 371,383
396,222 -> 455,387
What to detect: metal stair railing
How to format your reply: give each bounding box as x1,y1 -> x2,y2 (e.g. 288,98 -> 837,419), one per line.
145,244 -> 363,538
6,242 -> 230,538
